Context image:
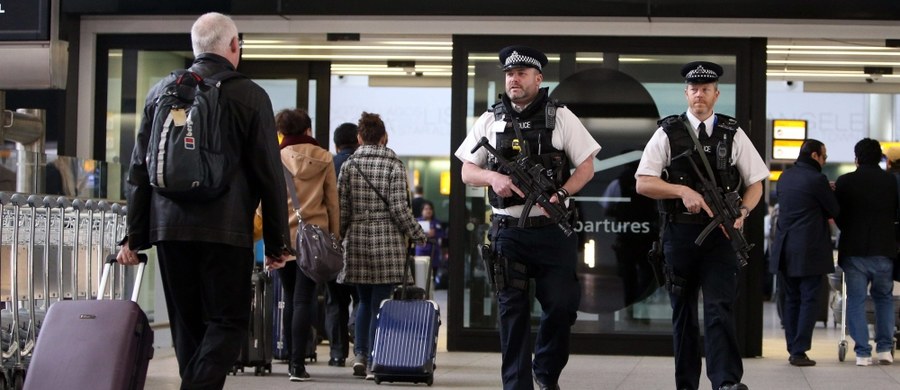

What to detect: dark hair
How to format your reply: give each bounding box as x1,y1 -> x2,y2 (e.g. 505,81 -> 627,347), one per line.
854,138 -> 883,166
798,139 -> 824,159
275,108 -> 311,136
357,112 -> 386,145
333,122 -> 359,149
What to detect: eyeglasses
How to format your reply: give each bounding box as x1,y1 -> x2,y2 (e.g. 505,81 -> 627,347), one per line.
238,39 -> 244,48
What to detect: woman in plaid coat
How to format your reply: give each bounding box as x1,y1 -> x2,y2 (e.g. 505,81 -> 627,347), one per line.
337,111 -> 427,379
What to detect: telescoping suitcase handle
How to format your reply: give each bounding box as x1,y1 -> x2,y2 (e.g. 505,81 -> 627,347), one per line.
98,253 -> 148,302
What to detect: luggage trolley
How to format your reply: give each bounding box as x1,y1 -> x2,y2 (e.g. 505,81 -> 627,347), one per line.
829,266 -> 900,362
1,192 -> 130,389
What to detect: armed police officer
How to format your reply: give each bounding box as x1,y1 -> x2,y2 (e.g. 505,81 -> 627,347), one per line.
635,62 -> 767,390
455,46 -> 600,390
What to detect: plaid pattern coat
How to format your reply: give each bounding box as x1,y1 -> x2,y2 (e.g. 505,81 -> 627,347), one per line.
337,145 -> 427,285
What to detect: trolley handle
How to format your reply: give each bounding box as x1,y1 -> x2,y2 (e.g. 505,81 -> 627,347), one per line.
42,195 -> 58,208
98,253 -> 148,302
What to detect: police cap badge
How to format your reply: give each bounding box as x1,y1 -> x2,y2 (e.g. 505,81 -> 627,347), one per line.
681,61 -> 723,84
499,45 -> 549,73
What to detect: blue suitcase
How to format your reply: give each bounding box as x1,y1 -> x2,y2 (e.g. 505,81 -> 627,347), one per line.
370,299 -> 440,386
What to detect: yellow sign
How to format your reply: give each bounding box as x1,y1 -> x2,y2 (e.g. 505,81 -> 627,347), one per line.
440,171 -> 451,195
772,119 -> 807,140
772,139 -> 803,160
769,170 -> 782,181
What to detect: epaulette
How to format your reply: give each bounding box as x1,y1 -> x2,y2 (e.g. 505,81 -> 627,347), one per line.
490,99 -> 505,122
714,113 -> 739,132
657,114 -> 681,127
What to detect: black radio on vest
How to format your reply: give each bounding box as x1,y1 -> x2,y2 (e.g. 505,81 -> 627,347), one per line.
716,133 -> 728,171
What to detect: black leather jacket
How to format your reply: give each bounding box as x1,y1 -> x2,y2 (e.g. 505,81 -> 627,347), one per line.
126,53 -> 291,255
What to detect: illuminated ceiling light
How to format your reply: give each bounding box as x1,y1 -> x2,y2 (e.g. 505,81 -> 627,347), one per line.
767,59 -> 900,66
244,44 -> 450,51
767,45 -> 895,51
377,40 -> 452,46
242,54 -> 452,60
767,71 -> 899,78
767,50 -> 900,56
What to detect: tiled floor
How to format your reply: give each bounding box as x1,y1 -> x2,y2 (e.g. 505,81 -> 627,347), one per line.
144,291 -> 900,389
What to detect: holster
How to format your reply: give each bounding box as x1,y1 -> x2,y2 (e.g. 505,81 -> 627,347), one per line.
647,240 -> 666,288
663,264 -> 687,297
479,243 -> 529,294
479,216 -> 531,294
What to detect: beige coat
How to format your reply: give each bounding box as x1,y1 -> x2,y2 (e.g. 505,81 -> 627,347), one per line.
281,143 -> 340,259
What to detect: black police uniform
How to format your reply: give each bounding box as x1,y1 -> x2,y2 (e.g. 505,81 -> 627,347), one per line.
658,62 -> 746,390
489,46 -> 579,390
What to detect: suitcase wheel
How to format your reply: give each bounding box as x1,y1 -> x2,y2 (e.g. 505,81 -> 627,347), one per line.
374,377 -> 382,385
426,374 -> 433,386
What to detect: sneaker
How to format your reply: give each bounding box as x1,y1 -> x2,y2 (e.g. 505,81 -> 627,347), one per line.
289,367 -> 311,382
856,356 -> 872,366
352,355 -> 367,377
365,367 -> 375,381
877,351 -> 894,365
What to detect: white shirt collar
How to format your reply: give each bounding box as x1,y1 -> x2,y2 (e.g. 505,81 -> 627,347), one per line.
685,111 -> 714,137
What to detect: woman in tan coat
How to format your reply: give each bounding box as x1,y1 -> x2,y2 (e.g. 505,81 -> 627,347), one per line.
275,108 -> 339,382
337,112 -> 426,379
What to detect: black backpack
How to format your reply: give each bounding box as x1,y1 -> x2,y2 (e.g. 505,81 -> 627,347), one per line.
146,69 -> 243,201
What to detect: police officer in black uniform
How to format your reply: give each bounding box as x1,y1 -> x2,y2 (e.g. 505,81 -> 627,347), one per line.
455,46 -> 600,390
635,62 -> 768,390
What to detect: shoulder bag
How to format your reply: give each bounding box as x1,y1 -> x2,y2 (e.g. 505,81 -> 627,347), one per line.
283,166 -> 344,284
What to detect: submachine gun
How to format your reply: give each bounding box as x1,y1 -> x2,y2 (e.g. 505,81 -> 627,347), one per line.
470,136 -> 573,237
672,147 -> 752,267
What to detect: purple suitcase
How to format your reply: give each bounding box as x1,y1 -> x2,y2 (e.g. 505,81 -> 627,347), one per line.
23,255 -> 153,390
370,299 -> 440,386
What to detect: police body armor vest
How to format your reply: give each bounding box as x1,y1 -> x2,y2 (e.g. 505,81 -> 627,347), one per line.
660,113 -> 741,216
487,88 -> 571,209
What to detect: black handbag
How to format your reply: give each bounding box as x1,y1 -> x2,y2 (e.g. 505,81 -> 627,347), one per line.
283,166 -> 344,284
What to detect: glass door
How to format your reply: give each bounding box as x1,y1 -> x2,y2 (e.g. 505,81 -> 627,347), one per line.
448,35 -> 767,356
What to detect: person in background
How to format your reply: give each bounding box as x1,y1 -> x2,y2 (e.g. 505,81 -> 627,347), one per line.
415,200 -> 447,282
117,12 -> 292,389
411,185 -> 428,218
635,61 -> 768,390
834,138 -> 897,366
325,121 -> 360,367
272,108 -> 339,381
455,45 -> 600,390
768,139 -> 839,367
333,122 -> 359,176
337,112 -> 427,380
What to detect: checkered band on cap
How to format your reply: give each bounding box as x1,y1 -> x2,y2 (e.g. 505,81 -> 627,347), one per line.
505,51 -> 543,71
685,65 -> 717,81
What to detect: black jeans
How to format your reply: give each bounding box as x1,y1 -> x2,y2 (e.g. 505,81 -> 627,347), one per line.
277,261 -> 319,371
325,279 -> 357,360
156,241 -> 253,390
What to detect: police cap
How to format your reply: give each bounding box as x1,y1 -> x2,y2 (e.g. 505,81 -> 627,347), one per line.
681,61 -> 723,84
499,45 -> 548,73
